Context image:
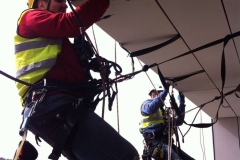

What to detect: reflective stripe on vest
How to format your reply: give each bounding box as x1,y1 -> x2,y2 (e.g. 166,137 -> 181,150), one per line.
14,9 -> 62,99
140,108 -> 165,128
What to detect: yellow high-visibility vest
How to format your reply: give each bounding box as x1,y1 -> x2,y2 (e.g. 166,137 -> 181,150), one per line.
140,108 -> 165,128
14,9 -> 62,102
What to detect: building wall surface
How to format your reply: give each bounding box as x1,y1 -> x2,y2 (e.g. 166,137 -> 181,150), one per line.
213,117 -> 240,160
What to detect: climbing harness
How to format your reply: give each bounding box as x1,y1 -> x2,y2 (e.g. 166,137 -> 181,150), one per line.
141,131 -> 155,160
14,80 -> 47,160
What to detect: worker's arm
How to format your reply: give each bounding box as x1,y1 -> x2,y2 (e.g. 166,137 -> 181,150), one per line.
141,85 -> 169,115
18,0 -> 109,38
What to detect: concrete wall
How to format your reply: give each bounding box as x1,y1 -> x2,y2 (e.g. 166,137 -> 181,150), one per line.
213,117 -> 240,160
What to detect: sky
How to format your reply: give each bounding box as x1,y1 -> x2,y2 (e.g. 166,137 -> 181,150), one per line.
0,1 -> 214,160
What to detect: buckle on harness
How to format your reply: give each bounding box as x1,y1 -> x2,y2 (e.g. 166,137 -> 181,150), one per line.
20,88 -> 47,136
32,88 -> 47,103
143,132 -> 155,141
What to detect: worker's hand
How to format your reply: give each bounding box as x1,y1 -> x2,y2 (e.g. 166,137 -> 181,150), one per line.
164,83 -> 170,91
178,91 -> 185,103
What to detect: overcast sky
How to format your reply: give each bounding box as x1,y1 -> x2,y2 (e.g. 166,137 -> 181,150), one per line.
0,1 -> 214,160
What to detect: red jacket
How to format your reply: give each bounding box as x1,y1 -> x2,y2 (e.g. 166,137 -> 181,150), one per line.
18,0 -> 109,96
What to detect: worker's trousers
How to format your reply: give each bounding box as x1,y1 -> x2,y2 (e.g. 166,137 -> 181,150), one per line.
24,93 -> 139,160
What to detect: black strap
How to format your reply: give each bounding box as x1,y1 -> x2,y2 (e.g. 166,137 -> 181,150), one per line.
235,84 -> 240,98
131,57 -> 135,72
173,127 -> 182,158
46,0 -> 51,11
108,82 -> 118,111
48,100 -> 89,160
165,70 -> 204,83
157,66 -> 168,90
158,31 -> 240,65
155,34 -> 238,128
169,94 -> 213,128
48,123 -> 71,160
130,34 -> 180,57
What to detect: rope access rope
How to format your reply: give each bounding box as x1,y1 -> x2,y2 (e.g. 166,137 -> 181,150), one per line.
167,108 -> 171,160
90,25 -> 106,119
115,41 -> 120,133
137,59 -> 156,90
67,0 -> 107,119
199,110 -> 206,160
92,25 -> 99,53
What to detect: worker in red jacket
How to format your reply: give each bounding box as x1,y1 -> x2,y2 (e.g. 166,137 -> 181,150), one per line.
14,0 -> 139,159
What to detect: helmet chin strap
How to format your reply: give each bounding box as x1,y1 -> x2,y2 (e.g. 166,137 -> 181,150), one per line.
32,0 -> 38,8
46,0 -> 51,11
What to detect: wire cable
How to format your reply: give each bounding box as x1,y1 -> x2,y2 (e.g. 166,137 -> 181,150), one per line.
137,59 -> 156,90
92,25 -> 99,53
115,40 -> 120,134
89,25 -> 106,118
200,110 -> 206,160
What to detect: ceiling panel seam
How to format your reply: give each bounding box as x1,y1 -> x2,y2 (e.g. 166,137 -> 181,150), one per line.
155,0 -> 218,93
155,0 -> 212,82
155,0 -> 238,111
221,0 -> 240,63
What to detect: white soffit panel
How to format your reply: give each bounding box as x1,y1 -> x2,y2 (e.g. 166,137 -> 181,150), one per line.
158,0 -> 230,48
96,0 -> 177,52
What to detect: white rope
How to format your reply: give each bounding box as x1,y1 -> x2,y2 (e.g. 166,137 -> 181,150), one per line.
167,108 -> 172,160
200,110 -> 207,160
115,40 -> 120,133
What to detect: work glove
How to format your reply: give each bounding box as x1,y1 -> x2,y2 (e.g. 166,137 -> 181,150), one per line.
178,91 -> 185,103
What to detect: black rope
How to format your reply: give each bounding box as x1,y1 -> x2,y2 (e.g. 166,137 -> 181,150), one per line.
66,0 -> 122,112
119,43 -> 131,56
66,0 -> 84,42
0,70 -> 103,91
98,14 -> 114,22
180,87 -> 239,141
